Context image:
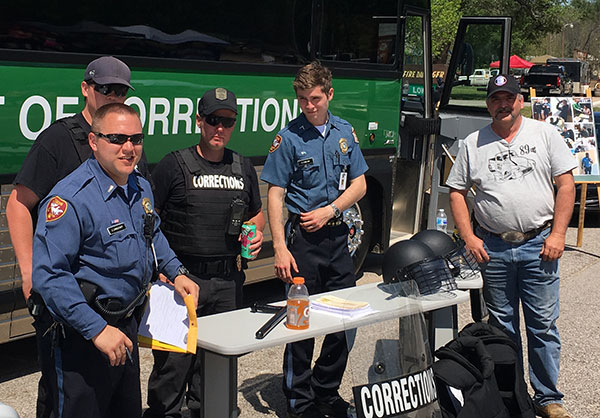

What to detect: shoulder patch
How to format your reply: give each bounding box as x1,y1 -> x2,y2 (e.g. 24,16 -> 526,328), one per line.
352,128 -> 359,144
46,196 -> 68,222
269,135 -> 283,153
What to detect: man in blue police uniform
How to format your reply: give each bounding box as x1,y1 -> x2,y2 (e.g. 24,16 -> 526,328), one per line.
6,56 -> 147,418
144,88 -> 265,418
261,62 -> 368,418
32,103 -> 199,418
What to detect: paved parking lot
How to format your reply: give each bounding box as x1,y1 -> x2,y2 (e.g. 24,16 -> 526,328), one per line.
1,225 -> 599,417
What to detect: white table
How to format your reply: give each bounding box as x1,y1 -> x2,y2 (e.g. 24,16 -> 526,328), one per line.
195,283 -> 471,418
456,272 -> 487,322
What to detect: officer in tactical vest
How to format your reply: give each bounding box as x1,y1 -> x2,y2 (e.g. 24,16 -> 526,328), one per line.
6,55 -> 149,418
144,87 -> 265,418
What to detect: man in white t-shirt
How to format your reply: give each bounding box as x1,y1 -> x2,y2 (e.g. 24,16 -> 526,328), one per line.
447,74 -> 575,418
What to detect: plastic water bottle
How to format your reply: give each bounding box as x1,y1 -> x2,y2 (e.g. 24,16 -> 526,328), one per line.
286,277 -> 309,330
436,208 -> 447,233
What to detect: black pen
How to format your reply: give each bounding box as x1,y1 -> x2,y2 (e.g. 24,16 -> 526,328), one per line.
125,347 -> 133,364
255,307 -> 287,339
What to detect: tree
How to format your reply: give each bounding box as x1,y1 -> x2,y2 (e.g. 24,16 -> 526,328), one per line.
430,0 -> 565,62
432,0 -> 461,63
461,0 -> 563,56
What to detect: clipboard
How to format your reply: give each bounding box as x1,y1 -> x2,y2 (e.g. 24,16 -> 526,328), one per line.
138,282 -> 198,354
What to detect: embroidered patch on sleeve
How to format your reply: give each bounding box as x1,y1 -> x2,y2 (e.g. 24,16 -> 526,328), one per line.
46,196 -> 68,222
352,128 -> 360,144
269,135 -> 282,153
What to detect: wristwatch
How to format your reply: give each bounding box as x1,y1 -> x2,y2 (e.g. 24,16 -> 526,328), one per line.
176,265 -> 190,276
330,203 -> 341,218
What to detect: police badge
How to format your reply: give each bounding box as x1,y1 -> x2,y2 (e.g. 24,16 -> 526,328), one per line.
339,138 -> 348,154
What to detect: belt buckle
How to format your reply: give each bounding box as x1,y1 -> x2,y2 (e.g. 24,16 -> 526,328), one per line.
500,230 -> 526,244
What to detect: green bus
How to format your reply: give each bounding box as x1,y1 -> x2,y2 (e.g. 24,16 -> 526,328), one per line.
0,1 -> 511,343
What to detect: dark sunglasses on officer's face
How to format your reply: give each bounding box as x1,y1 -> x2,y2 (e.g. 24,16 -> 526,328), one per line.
89,83 -> 129,98
94,132 -> 144,145
205,114 -> 236,128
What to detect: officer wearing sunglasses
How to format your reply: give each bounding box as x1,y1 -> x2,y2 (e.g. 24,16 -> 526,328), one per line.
31,103 -> 199,418
144,88 -> 265,418
6,55 -> 156,418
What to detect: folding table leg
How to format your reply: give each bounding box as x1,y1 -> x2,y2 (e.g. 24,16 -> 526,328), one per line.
201,349 -> 239,418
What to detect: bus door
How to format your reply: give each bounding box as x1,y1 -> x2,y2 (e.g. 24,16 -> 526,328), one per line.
430,17 -> 512,232
391,0 -> 436,241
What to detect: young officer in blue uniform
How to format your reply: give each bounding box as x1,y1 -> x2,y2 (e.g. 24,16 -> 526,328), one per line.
261,62 -> 368,418
32,103 -> 199,418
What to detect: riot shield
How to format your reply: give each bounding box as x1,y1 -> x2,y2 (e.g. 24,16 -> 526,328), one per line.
342,281 -> 441,418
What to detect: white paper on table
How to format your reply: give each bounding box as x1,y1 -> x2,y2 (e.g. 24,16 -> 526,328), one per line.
138,281 -> 191,351
311,303 -> 376,319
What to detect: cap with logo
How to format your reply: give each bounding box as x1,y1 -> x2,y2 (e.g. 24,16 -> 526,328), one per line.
198,88 -> 238,116
84,56 -> 134,90
486,74 -> 520,98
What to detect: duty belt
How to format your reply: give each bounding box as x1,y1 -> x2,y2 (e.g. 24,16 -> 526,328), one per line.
481,221 -> 552,244
288,213 -> 344,228
182,256 -> 241,278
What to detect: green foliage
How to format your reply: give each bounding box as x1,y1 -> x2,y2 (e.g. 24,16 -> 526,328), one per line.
461,0 -> 563,56
431,0 -> 566,62
431,0 -> 462,63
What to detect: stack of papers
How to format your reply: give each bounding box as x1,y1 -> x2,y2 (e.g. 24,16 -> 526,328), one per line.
138,281 -> 198,354
311,295 -> 374,319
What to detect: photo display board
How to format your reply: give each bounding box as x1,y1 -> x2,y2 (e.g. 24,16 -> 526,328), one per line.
531,97 -> 597,175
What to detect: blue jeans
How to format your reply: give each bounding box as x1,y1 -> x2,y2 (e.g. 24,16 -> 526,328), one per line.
477,227 -> 563,407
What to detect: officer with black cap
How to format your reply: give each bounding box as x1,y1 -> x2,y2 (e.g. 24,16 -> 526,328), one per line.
6,55 -> 147,418
144,88 -> 265,418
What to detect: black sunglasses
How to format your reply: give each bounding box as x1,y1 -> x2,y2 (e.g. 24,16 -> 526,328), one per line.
89,83 -> 129,98
205,114 -> 236,128
94,132 -> 144,145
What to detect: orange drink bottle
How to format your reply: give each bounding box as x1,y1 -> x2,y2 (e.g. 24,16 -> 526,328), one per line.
286,277 -> 309,330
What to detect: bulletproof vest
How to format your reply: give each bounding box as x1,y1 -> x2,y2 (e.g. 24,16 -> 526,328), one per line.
433,336 -> 511,418
161,146 -> 249,257
58,114 -> 91,163
459,323 -> 535,418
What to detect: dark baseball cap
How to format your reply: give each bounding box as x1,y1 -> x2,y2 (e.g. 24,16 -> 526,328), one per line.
84,56 -> 133,90
197,88 -> 238,116
486,74 -> 520,98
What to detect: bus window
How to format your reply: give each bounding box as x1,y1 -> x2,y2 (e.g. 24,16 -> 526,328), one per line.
401,15 -> 426,115
315,0 -> 397,65
444,21 -> 506,110
0,1 -> 312,64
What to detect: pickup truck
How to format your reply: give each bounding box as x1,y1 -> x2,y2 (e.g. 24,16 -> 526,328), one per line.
520,64 -> 573,99
457,68 -> 497,86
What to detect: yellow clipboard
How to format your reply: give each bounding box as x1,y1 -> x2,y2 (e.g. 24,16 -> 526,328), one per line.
138,292 -> 198,354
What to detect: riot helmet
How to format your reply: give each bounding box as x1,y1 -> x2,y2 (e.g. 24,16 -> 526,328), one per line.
411,229 -> 479,280
382,240 -> 457,296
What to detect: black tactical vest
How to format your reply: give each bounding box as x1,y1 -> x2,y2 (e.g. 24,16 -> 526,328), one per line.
161,146 -> 249,257
458,323 -> 535,418
58,114 -> 92,163
433,336 -> 511,418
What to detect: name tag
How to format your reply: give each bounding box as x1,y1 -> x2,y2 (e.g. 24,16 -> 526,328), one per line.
297,157 -> 314,167
107,222 -> 126,236
338,172 -> 348,191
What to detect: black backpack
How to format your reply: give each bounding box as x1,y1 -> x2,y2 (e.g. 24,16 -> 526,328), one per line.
458,323 -> 535,418
433,323 -> 535,418
433,336 -> 510,418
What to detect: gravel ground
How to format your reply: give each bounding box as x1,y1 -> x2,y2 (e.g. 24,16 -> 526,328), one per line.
1,225 -> 598,417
